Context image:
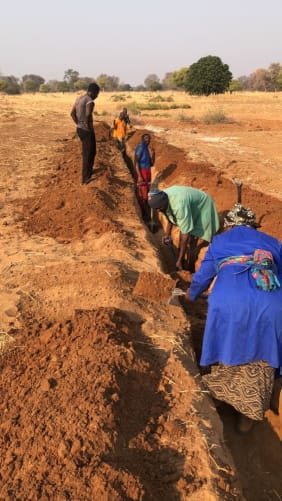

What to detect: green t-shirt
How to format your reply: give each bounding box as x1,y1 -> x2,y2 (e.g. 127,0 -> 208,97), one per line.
163,186 -> 219,242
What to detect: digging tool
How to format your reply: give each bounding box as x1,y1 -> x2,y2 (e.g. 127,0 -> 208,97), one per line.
147,207 -> 158,233
167,287 -> 208,304
232,177 -> 243,203
164,237 -> 179,269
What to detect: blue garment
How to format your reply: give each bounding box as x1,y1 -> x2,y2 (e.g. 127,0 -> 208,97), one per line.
189,226 -> 282,374
135,142 -> 152,169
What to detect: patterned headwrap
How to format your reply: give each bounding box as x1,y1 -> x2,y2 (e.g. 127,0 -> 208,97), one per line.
224,203 -> 259,228
148,189 -> 168,209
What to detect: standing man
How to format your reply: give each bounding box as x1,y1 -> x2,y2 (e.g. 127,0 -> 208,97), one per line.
148,186 -> 219,270
112,112 -> 127,153
134,133 -> 155,220
71,82 -> 100,185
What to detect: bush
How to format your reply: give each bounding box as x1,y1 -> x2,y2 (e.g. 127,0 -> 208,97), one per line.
178,114 -> 195,122
126,101 -> 191,113
111,94 -> 127,102
201,109 -> 233,124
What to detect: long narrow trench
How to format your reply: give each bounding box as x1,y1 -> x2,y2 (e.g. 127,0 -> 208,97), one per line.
126,129 -> 282,501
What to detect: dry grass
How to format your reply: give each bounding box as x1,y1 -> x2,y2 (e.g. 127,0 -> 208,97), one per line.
1,90 -> 282,127
0,330 -> 15,354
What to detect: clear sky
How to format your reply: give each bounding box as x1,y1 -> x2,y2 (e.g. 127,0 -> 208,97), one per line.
1,0 -> 281,85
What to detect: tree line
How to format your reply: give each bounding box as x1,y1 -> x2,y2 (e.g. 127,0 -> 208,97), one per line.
0,56 -> 282,96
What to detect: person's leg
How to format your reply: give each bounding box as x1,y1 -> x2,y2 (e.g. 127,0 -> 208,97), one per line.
88,130 -> 96,176
187,235 -> 199,272
139,168 -> 151,221
77,128 -> 92,184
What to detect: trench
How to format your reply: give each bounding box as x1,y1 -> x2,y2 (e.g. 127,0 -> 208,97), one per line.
125,128 -> 282,501
1,120 -> 281,500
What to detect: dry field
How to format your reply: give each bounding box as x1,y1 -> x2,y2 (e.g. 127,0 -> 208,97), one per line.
0,91 -> 281,500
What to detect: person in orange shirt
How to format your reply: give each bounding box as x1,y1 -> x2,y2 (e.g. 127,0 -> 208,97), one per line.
112,112 -> 127,153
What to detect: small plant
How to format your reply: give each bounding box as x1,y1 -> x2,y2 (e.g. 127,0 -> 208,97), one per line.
94,110 -> 108,116
111,94 -> 127,102
201,109 -> 233,124
178,114 -> 194,122
148,95 -> 166,102
126,102 -> 141,115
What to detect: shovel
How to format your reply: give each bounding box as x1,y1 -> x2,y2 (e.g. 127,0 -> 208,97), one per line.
148,207 -> 158,233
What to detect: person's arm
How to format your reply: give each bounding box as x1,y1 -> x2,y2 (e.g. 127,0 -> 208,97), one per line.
134,156 -> 143,183
162,222 -> 173,244
176,232 -> 190,270
85,101 -> 94,129
188,245 -> 217,300
70,104 -> 78,125
134,145 -> 143,183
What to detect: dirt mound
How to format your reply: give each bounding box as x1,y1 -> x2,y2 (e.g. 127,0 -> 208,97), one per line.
0,306 -> 235,500
21,124 -> 122,241
0,308 -> 169,499
133,272 -> 176,303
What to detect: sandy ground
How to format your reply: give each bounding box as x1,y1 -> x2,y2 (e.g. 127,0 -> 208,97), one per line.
0,92 -> 281,500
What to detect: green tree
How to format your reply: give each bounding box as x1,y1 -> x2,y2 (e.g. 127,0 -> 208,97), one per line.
74,79 -> 91,91
96,74 -> 119,91
22,79 -> 38,93
57,81 -> 70,93
238,75 -> 250,90
172,67 -> 190,89
39,83 -> 51,93
46,80 -> 60,92
63,69 -> 79,90
0,76 -> 21,94
277,70 -> 282,90
118,83 -> 132,91
162,72 -> 176,90
268,63 -> 282,91
184,56 -> 232,96
228,79 -> 243,92
144,74 -> 161,91
22,74 -> 44,91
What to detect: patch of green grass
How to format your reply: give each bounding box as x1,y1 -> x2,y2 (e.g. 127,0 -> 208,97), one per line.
127,101 -> 191,113
148,94 -> 175,103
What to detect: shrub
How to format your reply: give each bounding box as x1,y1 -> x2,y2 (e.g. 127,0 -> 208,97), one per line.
178,114 -> 195,122
111,94 -> 127,102
201,109 -> 233,124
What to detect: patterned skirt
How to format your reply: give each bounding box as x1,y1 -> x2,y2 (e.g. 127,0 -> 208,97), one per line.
202,361 -> 275,420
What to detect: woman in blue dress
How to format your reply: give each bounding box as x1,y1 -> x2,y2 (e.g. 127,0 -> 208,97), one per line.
187,202 -> 282,433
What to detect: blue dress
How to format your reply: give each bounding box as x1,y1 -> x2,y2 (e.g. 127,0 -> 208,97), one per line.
189,226 -> 282,373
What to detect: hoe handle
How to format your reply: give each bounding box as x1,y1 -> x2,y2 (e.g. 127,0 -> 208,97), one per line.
232,178 -> 243,204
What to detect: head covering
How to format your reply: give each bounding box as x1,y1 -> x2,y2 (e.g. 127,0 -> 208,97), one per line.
148,189 -> 168,209
224,203 -> 259,228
